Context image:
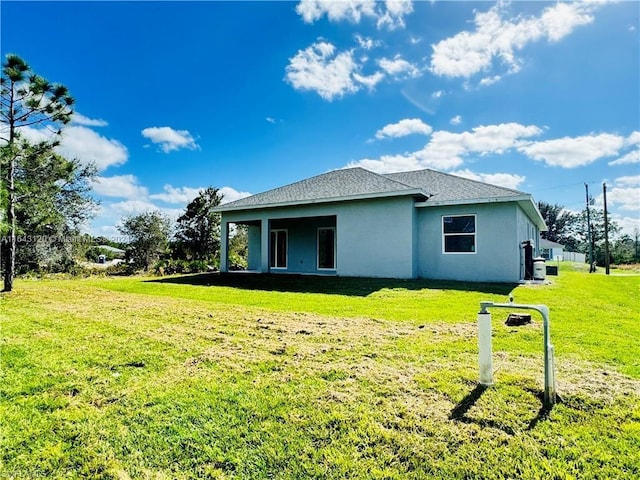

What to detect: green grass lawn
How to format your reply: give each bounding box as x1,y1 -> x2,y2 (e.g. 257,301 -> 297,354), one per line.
2,264 -> 639,479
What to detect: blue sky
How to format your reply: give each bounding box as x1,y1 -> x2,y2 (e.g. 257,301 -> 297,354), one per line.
2,1 -> 639,237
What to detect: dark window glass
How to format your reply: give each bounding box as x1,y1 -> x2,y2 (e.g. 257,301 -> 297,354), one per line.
318,228 -> 335,269
443,215 -> 475,234
270,230 -> 287,268
443,215 -> 476,253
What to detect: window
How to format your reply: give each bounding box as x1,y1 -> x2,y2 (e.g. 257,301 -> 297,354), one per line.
317,227 -> 336,270
270,229 -> 287,268
443,215 -> 476,254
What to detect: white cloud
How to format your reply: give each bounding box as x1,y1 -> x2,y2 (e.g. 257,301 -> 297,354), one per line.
19,125 -> 128,171
141,126 -> 199,153
519,133 -> 626,168
375,118 -> 432,139
430,2 -> 598,80
286,41 -> 373,100
149,185 -> 202,204
220,186 -> 252,204
479,75 -> 502,86
605,187 -> 640,211
351,122 -> 542,173
616,215 -> 640,235
354,34 -> 379,50
348,154 -> 424,174
352,71 -> 385,90
615,175 -> 640,187
450,115 -> 462,125
61,126 -> 129,170
609,149 -> 640,166
377,0 -> 414,30
431,90 -> 444,99
377,55 -> 420,78
110,199 -> 166,217
295,0 -> 412,30
450,169 -> 525,190
627,131 -> 640,146
72,113 -> 108,127
92,175 -> 148,199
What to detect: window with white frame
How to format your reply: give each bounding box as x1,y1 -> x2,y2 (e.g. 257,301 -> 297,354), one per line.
270,229 -> 287,268
317,227 -> 336,270
442,215 -> 476,253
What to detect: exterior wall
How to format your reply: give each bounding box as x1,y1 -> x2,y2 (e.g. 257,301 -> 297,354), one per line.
221,196 -> 416,278
247,224 -> 261,270
336,197 -> 415,278
224,197 -> 540,282
416,202 -> 522,283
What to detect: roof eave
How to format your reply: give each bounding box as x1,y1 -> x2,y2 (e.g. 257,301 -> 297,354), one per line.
415,194 -> 548,231
214,188 -> 429,213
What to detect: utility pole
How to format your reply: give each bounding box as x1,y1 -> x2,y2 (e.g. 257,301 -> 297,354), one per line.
603,183 -> 610,275
585,183 -> 594,272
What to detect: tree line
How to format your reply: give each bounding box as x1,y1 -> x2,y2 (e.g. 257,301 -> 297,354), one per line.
0,54 -> 240,291
538,202 -> 639,266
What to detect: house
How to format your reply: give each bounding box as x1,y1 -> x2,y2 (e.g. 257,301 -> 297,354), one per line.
540,238 -> 565,261
214,167 -> 547,283
539,238 -> 586,263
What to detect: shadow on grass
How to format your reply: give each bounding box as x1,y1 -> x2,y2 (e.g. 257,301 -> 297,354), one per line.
450,384 -> 556,435
147,272 -> 518,297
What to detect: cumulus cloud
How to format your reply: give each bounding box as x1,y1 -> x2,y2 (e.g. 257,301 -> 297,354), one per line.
220,186 -> 252,204
72,113 -> 108,127
615,175 -> 640,187
19,125 -> 128,171
450,169 -> 525,190
450,115 -> 462,125
609,150 -> 640,166
519,133 -> 626,168
351,122 -> 542,172
286,41 -> 384,100
430,2 -> 599,81
605,187 -> 640,211
375,118 -> 432,139
377,55 -> 420,78
354,34 -> 379,50
296,0 -> 412,30
92,175 -> 148,199
141,126 -> 199,153
149,185 -> 203,204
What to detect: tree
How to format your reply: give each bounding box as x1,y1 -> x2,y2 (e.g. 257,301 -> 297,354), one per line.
1,140 -> 97,273
117,212 -> 172,270
174,187 -> 223,261
1,54 -> 74,291
566,207 -> 620,266
537,201 -> 577,245
228,224 -> 248,270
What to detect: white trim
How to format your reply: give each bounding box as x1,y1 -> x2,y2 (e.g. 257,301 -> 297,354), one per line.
442,214 -> 477,255
317,227 -> 336,271
269,229 -> 288,269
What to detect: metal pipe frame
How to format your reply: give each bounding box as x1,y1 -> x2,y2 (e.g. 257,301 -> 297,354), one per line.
479,301 -> 556,408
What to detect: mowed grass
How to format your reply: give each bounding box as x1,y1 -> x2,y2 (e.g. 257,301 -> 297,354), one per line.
1,264 -> 639,479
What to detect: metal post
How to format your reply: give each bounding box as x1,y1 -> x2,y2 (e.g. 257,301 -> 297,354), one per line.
478,300 -> 556,408
477,309 -> 493,386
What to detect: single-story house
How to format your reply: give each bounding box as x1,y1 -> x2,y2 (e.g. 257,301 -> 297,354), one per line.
540,238 -> 565,261
214,167 -> 547,283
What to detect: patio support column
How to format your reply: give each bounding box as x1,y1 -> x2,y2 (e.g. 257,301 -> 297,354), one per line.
220,219 -> 229,273
260,218 -> 270,272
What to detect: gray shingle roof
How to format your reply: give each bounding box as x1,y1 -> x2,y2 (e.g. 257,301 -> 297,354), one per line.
384,169 -> 525,203
216,167 -> 529,212
216,167 -> 427,211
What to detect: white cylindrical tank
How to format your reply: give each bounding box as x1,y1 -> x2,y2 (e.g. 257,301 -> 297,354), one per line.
533,257 -> 546,280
